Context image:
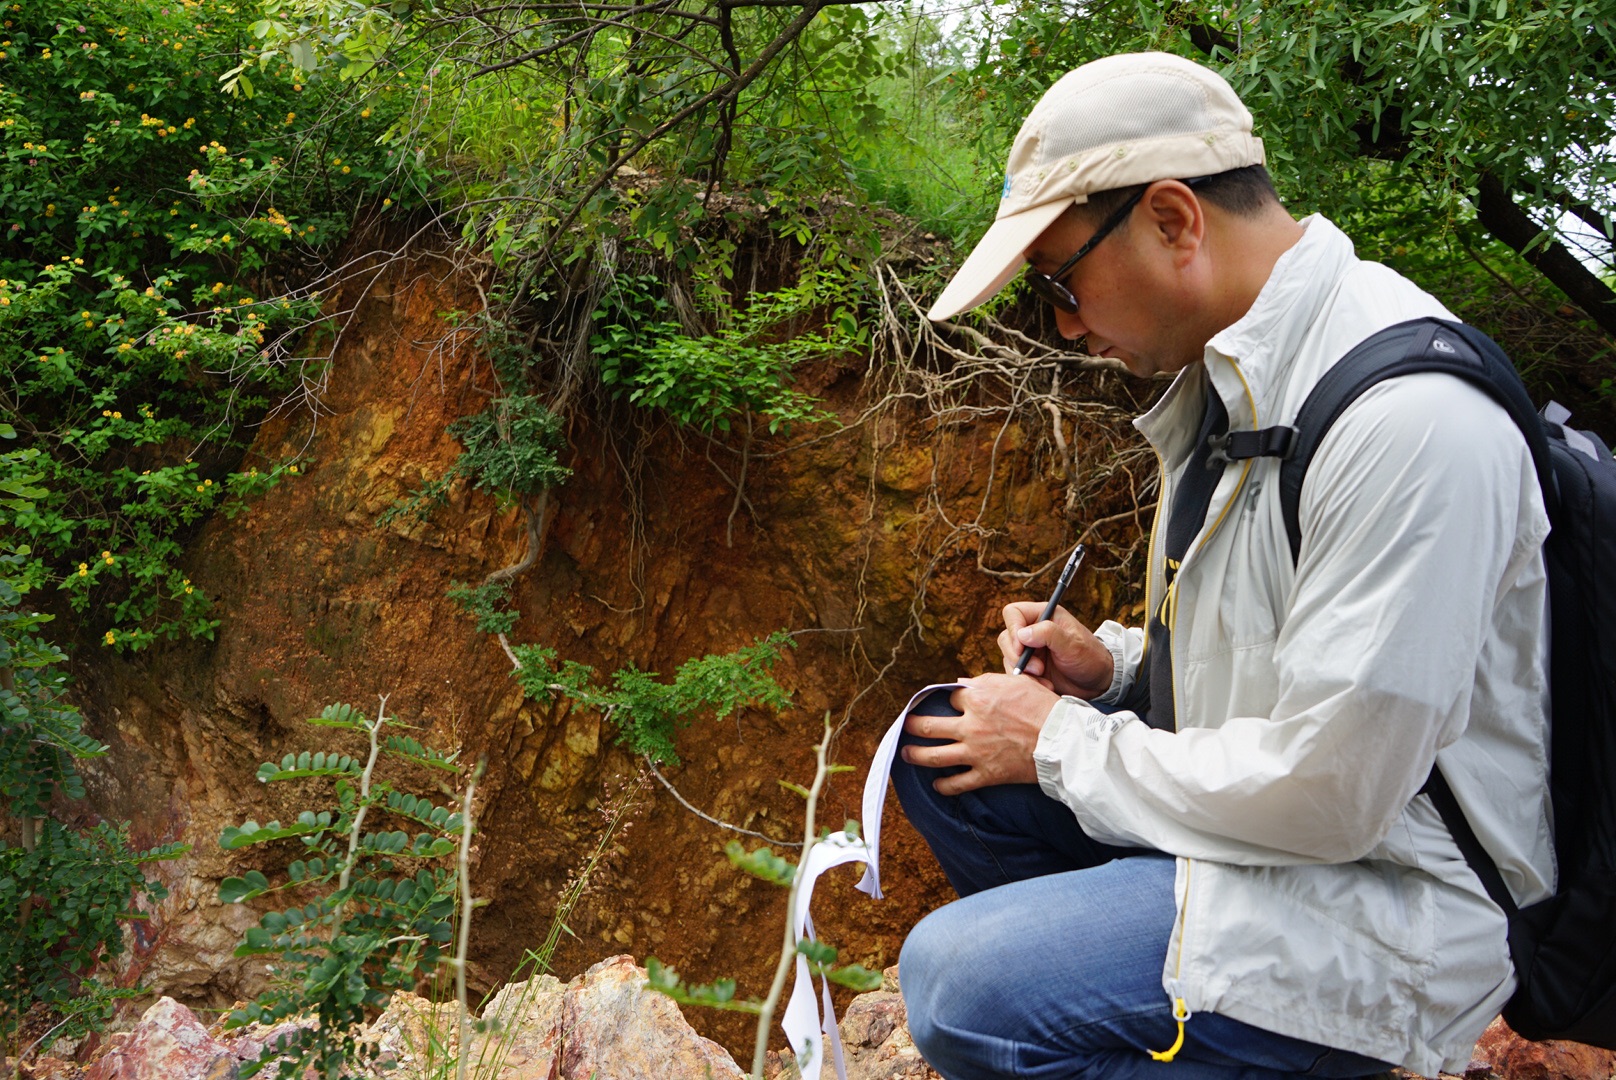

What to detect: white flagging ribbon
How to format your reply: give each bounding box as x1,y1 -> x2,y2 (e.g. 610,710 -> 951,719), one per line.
778,685 -> 964,1080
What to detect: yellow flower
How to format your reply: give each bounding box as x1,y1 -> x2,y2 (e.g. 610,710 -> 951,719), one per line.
360,108 -> 371,118
340,166 -> 350,174
104,631 -> 116,644
184,585 -> 193,594
382,198 -> 392,207
112,411 -> 121,419
288,465 -> 299,474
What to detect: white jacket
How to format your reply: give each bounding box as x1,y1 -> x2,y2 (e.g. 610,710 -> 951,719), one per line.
1033,216 -> 1555,1075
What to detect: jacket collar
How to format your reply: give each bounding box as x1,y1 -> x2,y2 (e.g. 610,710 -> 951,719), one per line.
1135,215 -> 1355,462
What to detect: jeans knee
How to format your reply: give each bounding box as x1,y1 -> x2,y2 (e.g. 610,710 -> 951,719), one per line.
898,911 -> 957,1060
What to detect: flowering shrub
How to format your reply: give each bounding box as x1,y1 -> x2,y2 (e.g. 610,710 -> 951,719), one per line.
0,0 -> 423,649
0,449 -> 188,1055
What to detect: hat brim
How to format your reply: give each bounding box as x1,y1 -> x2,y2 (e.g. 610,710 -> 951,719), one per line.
927,198 -> 1074,322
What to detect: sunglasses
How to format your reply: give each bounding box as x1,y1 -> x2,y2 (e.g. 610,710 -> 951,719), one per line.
1023,177 -> 1208,315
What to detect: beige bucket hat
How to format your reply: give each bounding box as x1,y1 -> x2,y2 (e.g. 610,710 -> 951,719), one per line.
928,52 -> 1266,322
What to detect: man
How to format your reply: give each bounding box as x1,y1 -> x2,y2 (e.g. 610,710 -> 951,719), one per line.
891,52 -> 1555,1080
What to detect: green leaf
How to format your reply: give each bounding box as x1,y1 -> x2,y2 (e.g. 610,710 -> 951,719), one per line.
824,964 -> 883,992
644,956 -> 763,1015
220,815 -> 331,850
307,703 -> 368,730
219,869 -> 270,903
725,841 -> 796,886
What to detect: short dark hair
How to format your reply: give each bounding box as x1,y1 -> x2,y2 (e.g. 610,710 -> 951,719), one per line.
1069,164 -> 1280,227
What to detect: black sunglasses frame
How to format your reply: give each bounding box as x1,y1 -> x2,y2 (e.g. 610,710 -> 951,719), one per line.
1024,177 -> 1208,315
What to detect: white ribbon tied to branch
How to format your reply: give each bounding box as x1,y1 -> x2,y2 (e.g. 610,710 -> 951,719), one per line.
778,684 -> 963,1080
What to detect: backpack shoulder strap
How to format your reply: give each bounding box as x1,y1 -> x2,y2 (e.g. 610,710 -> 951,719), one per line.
1272,317 -> 1557,929
1276,317 -> 1555,563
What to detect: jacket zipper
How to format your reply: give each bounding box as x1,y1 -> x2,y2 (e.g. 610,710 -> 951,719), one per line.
1146,358 -> 1261,1062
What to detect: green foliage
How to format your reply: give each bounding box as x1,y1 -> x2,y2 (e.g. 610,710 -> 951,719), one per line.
0,464 -> 185,1055
643,956 -> 762,1015
725,839 -> 794,887
218,704 -> 466,1080
591,266 -> 861,434
510,631 -> 794,764
221,0 -> 425,96
447,396 -> 571,502
0,0 -> 426,651
377,395 -> 570,529
0,822 -> 184,1049
924,3 -> 1614,323
794,938 -> 882,992
444,580 -> 519,636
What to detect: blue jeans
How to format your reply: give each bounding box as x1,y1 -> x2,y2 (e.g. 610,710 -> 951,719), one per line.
892,696 -> 1392,1080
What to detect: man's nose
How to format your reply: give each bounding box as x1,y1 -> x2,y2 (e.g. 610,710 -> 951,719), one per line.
1054,307 -> 1087,340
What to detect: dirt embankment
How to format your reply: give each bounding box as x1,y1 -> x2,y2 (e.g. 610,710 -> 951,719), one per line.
70,239 -> 1152,1057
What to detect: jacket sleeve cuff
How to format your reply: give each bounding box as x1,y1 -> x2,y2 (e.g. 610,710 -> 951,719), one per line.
1090,620 -> 1144,705
1034,695 -> 1133,801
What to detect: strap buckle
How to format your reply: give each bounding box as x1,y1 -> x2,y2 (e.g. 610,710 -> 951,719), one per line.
1206,425 -> 1299,469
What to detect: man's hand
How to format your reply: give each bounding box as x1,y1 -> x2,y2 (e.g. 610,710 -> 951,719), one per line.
997,602 -> 1114,699
900,674 -> 1060,795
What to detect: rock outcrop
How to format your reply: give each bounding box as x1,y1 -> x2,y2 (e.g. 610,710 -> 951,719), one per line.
81,957 -> 740,1080
1465,1017 -> 1616,1080
44,960 -> 1616,1080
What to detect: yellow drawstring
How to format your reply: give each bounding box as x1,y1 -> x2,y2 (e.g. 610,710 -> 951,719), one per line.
1149,997 -> 1192,1062
1150,864 -> 1195,1063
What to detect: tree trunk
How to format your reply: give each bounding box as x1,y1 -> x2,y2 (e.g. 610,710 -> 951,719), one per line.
1475,171 -> 1616,338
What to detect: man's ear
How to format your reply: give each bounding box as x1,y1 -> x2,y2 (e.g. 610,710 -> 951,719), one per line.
1140,180 -> 1204,264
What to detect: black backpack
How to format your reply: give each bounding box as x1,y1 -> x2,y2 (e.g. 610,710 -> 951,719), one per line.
1217,317 -> 1616,1048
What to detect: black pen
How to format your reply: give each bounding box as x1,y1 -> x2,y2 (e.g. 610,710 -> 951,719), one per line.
1012,543 -> 1087,676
